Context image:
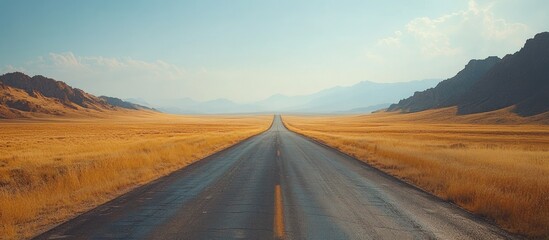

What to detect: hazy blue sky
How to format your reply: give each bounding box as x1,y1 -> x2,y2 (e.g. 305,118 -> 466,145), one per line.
1,0 -> 548,102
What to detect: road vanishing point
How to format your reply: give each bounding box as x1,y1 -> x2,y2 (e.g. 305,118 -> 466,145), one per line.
36,116 -> 515,240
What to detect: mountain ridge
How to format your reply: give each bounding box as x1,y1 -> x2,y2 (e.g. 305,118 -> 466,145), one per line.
387,57 -> 501,112
1,72 -> 109,110
99,96 -> 156,111
457,32 -> 549,116
149,79 -> 440,114
0,72 -> 154,119
388,32 -> 549,117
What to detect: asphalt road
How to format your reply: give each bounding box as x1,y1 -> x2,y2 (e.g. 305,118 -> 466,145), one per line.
35,115 -> 515,240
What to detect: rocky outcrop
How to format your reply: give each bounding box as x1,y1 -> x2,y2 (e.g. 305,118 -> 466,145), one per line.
99,96 -> 155,111
0,72 -> 111,110
456,32 -> 549,116
388,57 -> 500,112
0,72 -> 154,118
388,32 -> 549,116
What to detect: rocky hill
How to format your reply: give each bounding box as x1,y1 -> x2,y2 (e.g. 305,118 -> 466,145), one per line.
0,72 -> 153,118
387,57 -> 500,112
99,96 -> 155,111
388,32 -> 549,117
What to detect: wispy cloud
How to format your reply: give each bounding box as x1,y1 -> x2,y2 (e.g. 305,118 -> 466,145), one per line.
44,52 -> 186,80
377,0 -> 528,57
2,65 -> 27,73
49,52 -> 81,67
365,0 -> 530,81
3,52 -> 189,99
0,1 -> 538,102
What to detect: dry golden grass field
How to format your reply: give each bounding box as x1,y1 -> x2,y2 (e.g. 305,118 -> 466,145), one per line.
0,114 -> 272,239
283,113 -> 549,238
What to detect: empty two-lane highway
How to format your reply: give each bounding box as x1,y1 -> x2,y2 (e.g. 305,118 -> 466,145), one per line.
35,116 -> 514,240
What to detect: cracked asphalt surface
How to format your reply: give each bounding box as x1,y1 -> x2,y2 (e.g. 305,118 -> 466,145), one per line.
35,115 -> 515,240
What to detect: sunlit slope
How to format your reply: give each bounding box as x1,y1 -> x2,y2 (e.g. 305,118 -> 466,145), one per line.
378,107 -> 549,125
0,72 -> 155,119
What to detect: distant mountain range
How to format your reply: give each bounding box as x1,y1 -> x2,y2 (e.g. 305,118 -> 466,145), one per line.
389,32 -> 549,117
0,72 -> 154,119
98,96 -> 155,111
3,32 -> 547,118
141,79 -> 440,114
256,80 -> 441,113
145,97 -> 260,114
0,71 -> 438,118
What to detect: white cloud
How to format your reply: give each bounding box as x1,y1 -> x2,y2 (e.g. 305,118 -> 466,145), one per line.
405,16 -> 461,57
44,52 -> 185,81
377,31 -> 402,48
3,52 -> 302,102
4,52 -> 190,99
2,65 -> 26,73
49,52 -> 81,67
365,0 -> 531,81
1,1 -> 537,102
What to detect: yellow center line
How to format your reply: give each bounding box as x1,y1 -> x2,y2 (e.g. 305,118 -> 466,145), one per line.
274,184 -> 285,239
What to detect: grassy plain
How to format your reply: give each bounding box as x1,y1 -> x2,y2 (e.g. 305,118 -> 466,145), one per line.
283,113 -> 549,238
0,114 -> 272,239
